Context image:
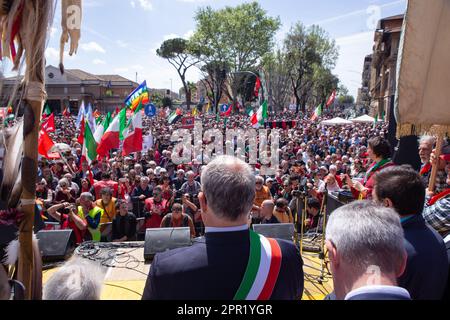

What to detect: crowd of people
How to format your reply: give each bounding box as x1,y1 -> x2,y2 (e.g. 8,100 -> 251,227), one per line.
2,108 -> 449,300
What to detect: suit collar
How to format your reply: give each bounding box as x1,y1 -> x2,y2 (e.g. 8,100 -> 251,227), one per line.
401,214 -> 425,228
204,230 -> 250,245
345,285 -> 411,300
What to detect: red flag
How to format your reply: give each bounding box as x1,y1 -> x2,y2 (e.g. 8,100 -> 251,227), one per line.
272,121 -> 276,129
326,90 -> 337,107
254,77 -> 261,98
38,129 -> 60,159
220,105 -> 232,117
41,113 -> 55,132
78,115 -> 85,145
282,121 -> 287,130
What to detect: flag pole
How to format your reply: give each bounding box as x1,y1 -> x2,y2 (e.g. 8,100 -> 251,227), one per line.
18,1 -> 53,300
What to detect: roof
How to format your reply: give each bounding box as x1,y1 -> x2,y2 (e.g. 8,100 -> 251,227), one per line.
381,14 -> 405,21
97,75 -> 134,83
377,14 -> 405,29
65,69 -> 103,81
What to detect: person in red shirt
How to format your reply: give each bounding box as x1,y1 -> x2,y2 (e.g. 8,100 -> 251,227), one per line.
93,172 -> 118,199
141,186 -> 168,232
47,202 -> 87,244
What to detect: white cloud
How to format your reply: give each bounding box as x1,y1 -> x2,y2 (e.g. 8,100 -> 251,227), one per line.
45,47 -> 59,61
134,0 -> 153,11
184,30 -> 194,39
93,59 -> 106,65
80,41 -> 106,54
334,31 -> 374,98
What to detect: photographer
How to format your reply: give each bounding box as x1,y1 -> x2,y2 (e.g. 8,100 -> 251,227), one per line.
47,202 -> 87,245
141,186 -> 169,234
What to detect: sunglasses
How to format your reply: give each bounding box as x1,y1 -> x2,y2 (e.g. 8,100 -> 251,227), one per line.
173,208 -> 182,212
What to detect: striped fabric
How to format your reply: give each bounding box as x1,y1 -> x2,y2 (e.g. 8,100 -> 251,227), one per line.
423,193 -> 450,238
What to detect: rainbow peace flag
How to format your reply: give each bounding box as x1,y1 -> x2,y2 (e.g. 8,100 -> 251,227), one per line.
125,81 -> 150,111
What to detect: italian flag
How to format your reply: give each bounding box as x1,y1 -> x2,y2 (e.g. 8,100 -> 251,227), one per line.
311,104 -> 323,121
82,121 -> 97,164
250,100 -> 268,128
122,105 -> 143,156
97,109 -> 127,157
234,231 -> 282,300
94,112 -> 112,144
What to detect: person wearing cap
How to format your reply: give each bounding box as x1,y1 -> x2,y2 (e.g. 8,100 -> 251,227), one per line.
180,171 -> 202,197
423,152 -> 450,239
266,178 -> 279,198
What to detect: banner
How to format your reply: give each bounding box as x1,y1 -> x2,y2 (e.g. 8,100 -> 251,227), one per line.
182,116 -> 195,129
395,0 -> 450,136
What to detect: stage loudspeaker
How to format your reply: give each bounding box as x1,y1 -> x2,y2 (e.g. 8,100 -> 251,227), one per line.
36,230 -> 75,262
326,192 -> 346,217
253,223 -> 295,242
144,227 -> 192,261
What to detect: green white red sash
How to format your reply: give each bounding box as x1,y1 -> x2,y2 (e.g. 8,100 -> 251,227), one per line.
234,230 -> 282,300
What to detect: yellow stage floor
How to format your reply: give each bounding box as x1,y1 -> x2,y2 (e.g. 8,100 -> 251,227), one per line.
42,244 -> 333,300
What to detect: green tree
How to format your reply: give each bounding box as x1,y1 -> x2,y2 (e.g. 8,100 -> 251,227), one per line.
157,38 -> 201,110
192,2 -> 281,109
284,23 -> 338,114
262,50 -> 291,112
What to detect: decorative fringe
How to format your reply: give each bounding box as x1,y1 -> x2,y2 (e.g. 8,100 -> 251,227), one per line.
3,233 -> 38,266
396,123 -> 450,139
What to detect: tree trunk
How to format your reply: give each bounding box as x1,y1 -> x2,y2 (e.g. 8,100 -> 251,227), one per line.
186,90 -> 191,111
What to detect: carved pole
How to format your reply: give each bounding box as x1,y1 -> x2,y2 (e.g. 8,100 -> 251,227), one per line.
17,0 -> 49,300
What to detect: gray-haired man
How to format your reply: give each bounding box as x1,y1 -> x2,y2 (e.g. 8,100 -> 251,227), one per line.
325,201 -> 410,300
142,156 -> 303,300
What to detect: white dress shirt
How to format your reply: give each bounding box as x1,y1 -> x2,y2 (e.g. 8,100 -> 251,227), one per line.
205,224 -> 249,234
345,285 -> 411,300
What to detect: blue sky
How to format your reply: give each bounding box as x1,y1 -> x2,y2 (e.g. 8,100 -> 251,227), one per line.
3,0 -> 407,98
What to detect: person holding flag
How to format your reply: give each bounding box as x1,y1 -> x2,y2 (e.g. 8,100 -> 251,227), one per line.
122,102 -> 144,156
249,101 -> 268,128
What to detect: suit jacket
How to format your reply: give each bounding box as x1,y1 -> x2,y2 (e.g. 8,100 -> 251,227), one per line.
142,230 -> 304,300
399,214 -> 449,300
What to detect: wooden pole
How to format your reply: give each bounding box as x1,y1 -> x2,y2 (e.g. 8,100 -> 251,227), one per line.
428,132 -> 445,193
17,1 -> 49,300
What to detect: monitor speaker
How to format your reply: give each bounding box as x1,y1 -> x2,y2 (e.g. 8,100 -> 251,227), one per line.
253,223 -> 295,242
36,230 -> 75,262
144,227 -> 192,261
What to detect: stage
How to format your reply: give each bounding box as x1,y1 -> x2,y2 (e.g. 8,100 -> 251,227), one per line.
42,242 -> 333,300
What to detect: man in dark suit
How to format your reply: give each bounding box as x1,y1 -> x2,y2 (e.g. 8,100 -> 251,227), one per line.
325,201 -> 411,300
373,166 -> 449,300
142,156 -> 303,300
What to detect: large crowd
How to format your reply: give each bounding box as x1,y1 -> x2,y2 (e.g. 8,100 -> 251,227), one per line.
10,109 -> 450,300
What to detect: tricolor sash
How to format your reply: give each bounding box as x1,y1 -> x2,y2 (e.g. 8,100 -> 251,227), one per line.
234,230 -> 282,300
364,158 -> 392,184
